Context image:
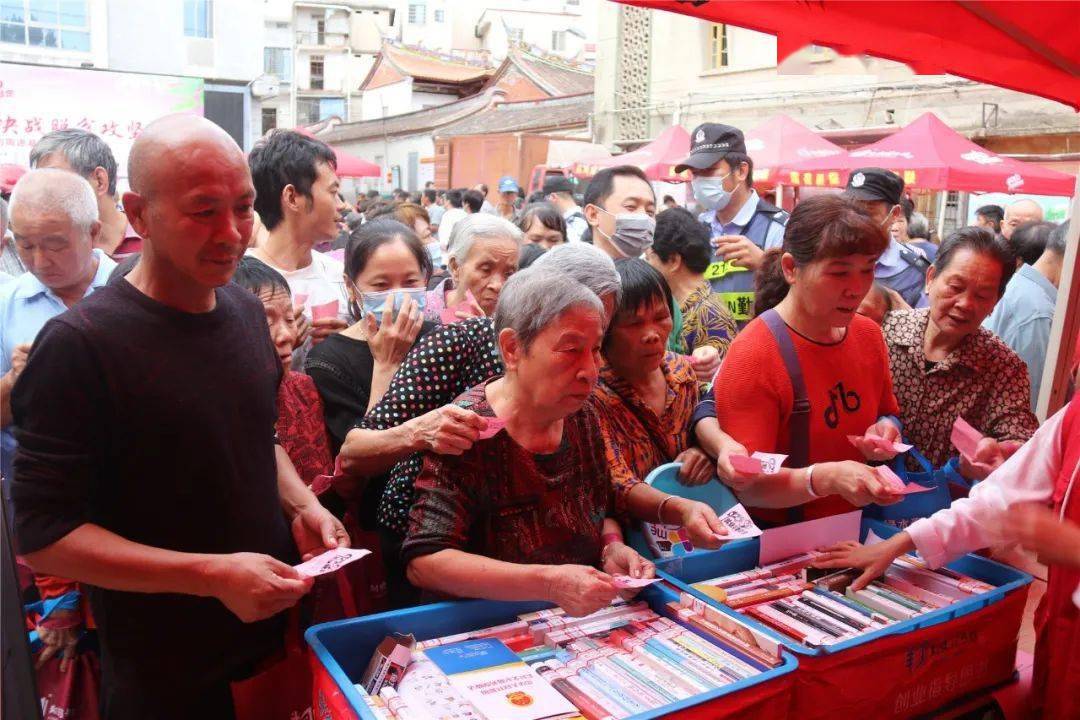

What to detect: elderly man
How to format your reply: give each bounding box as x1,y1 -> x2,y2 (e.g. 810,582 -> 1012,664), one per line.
11,115 -> 346,719
1002,198 -> 1044,241
0,169 -> 115,464
30,128 -> 142,257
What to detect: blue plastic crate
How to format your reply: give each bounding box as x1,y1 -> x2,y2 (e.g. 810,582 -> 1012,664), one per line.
306,583 -> 799,719
654,517 -> 1032,656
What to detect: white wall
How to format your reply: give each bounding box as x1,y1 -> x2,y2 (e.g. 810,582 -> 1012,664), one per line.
336,131 -> 434,192
107,0 -> 263,81
361,78 -> 414,120
0,0 -> 109,69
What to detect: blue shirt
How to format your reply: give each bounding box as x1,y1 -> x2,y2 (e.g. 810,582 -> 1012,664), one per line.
982,263 -> 1056,411
698,190 -> 786,250
0,249 -> 116,481
0,249 -> 117,375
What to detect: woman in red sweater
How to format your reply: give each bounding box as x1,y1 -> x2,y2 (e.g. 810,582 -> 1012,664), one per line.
710,194 -> 905,524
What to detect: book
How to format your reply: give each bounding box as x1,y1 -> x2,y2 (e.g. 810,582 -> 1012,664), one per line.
426,639 -> 578,720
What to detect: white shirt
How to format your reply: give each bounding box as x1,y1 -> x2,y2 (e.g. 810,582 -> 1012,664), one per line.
438,208 -> 468,250
244,248 -> 349,322
906,405 -> 1080,607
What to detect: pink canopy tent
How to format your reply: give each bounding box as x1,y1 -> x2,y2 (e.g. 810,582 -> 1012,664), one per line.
781,112 -> 1077,196
572,125 -> 691,182
745,114 -> 845,188
293,126 -> 381,178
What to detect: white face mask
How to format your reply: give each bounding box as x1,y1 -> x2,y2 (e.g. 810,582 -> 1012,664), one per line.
595,208 -> 655,258
692,172 -> 733,211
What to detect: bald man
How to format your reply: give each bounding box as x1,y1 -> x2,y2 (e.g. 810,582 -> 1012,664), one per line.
11,114 -> 347,718
1002,198 -> 1044,241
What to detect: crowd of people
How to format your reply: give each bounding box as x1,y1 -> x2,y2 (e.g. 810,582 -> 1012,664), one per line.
0,116 -> 1076,719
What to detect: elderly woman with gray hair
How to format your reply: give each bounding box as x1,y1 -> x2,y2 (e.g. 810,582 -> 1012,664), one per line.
402,267 -> 727,615
425,213 -> 522,323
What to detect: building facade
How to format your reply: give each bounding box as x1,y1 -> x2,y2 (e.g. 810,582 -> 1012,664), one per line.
0,0 -> 267,150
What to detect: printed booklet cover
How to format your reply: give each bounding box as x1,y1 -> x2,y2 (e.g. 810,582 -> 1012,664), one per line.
425,638 -> 578,720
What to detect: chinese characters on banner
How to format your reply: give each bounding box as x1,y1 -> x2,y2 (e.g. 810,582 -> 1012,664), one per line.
0,63 -> 203,185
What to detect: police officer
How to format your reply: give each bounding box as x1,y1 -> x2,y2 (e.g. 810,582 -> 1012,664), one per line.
675,123 -> 787,327
841,167 -> 929,308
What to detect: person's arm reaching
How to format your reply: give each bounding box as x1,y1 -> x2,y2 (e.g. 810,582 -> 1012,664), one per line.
23,524 -> 312,624
275,444 -> 348,561
0,343 -> 30,428
815,405 -> 1068,587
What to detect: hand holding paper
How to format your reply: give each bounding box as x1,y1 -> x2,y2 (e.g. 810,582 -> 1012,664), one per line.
311,299 -> 339,322
715,503 -> 763,540
476,416 -> 506,440
294,547 -> 372,577
875,466 -> 933,495
729,452 -> 787,476
611,575 -> 660,589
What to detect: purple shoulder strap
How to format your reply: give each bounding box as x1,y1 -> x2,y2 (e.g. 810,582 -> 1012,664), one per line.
760,309 -> 811,523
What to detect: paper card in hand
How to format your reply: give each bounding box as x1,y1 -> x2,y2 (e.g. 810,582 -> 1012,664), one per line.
715,503 -> 763,540
751,451 -> 787,475
951,417 -> 983,460
476,417 -> 506,440
847,434 -> 912,454
730,454 -> 763,475
876,466 -> 934,495
311,299 -> 339,322
611,575 -> 660,589
294,547 -> 371,577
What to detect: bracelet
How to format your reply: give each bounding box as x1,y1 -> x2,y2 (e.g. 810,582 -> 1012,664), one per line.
601,532 -> 623,547
656,494 -> 677,524
805,464 -> 819,498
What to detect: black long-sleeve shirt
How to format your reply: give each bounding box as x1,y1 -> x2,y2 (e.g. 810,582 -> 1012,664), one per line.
11,279 -> 297,713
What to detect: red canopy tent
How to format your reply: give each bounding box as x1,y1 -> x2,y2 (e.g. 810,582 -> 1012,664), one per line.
292,126 -> 380,178
744,114 -> 845,187
781,112 -> 1077,196
620,1 -> 1080,110
572,125 -> 691,182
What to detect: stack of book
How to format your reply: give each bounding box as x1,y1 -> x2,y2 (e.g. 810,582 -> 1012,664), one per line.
690,552 -> 994,648
357,599 -> 783,720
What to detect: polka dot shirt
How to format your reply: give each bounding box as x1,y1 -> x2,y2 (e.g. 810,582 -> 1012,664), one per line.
357,316 -> 504,535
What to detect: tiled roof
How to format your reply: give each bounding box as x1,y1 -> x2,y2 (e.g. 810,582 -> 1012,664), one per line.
483,47 -> 594,97
360,42 -> 495,91
319,91 -> 494,143
435,93 -> 592,138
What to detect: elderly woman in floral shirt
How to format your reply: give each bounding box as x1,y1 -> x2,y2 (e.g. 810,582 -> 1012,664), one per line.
883,226 -> 1039,479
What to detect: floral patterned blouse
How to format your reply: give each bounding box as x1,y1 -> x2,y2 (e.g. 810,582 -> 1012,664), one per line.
883,308 -> 1039,467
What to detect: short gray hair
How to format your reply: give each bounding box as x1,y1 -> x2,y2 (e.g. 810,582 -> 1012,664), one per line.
531,241 -> 622,307
448,213 -> 523,264
494,267 -> 603,360
907,211 -> 930,240
9,168 -> 99,231
29,128 -> 118,196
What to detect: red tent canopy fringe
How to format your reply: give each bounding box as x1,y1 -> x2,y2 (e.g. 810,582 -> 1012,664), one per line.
620,1 -> 1080,111
744,114 -> 846,187
292,126 -> 381,178
781,111 -> 1076,196
573,125 -> 691,182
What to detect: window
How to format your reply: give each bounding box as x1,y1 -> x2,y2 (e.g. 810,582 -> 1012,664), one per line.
316,18 -> 324,44
433,8 -> 443,23
551,30 -> 566,51
709,23 -> 728,69
297,97 -> 344,125
263,47 -> 292,81
407,2 -> 425,24
184,0 -> 212,38
309,55 -> 324,90
508,26 -> 523,44
1,0 -> 90,51
261,107 -> 277,135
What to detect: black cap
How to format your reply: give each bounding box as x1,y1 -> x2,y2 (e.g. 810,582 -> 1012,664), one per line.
843,167 -> 904,206
542,175 -> 575,194
674,123 -> 747,174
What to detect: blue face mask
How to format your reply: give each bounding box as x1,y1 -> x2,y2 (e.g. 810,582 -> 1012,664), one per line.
692,172 -> 733,212
360,287 -> 427,324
